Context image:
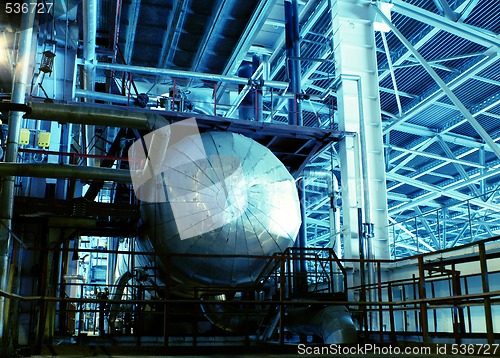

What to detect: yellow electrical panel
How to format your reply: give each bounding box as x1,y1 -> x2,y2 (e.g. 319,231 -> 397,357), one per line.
19,129 -> 30,145
37,131 -> 50,148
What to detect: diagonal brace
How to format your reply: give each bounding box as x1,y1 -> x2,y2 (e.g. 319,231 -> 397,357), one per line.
374,6 -> 500,160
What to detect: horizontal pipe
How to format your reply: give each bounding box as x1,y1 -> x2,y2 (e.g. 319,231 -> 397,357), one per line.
28,101 -> 169,130
19,148 -> 128,162
74,89 -> 158,106
0,163 -> 131,182
92,61 -> 290,90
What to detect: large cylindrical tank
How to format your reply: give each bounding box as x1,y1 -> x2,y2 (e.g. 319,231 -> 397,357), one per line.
139,131 -> 301,286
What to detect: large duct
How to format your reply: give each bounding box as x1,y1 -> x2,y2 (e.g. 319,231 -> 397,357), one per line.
108,271 -> 134,331
0,5 -> 36,344
286,305 -> 358,344
139,131 -> 301,286
200,294 -> 265,333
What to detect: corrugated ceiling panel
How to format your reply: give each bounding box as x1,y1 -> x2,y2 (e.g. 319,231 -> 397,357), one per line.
463,0 -> 500,32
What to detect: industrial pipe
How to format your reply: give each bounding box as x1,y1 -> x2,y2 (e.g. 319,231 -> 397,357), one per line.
302,169 -> 341,256
285,0 -> 306,295
237,62 -> 254,121
200,295 -> 266,333
82,0 -> 97,167
108,271 -> 134,332
285,305 -> 358,344
294,178 -> 308,296
285,0 -> 302,126
82,0 -> 96,93
28,101 -> 169,130
74,89 -> 157,106
252,54 -> 264,122
92,61 -> 290,90
0,163 -> 131,183
0,3 -> 35,344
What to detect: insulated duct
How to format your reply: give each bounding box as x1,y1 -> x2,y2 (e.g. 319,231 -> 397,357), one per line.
0,4 -> 36,343
139,131 -> 301,286
82,0 -> 97,167
28,101 -> 169,130
108,271 -> 134,331
200,294 -> 265,333
285,305 -> 358,344
0,163 -> 130,182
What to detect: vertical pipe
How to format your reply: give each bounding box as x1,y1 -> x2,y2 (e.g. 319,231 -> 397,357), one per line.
464,277 -> 472,334
213,82 -> 217,116
293,178 -> 308,296
431,281 -> 437,332
252,54 -> 263,122
56,123 -> 72,199
387,282 -> 396,341
478,242 -> 494,344
238,62 -> 253,120
357,207 -> 367,332
284,0 -> 302,126
451,266 -> 465,343
402,284 -> 407,331
0,3 -> 35,344
82,0 -> 97,167
377,261 -> 383,341
82,0 -> 96,91
417,256 -> 428,343
59,241 -> 70,335
412,275 -> 418,331
329,172 -> 341,258
279,257 -> 285,346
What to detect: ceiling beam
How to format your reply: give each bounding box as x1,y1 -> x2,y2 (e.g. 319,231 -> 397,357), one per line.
190,0 -> 231,73
383,54 -> 497,134
389,137 -> 436,174
388,166 -> 500,214
388,144 -> 485,169
157,0 -> 189,69
380,87 -> 418,99
384,17 -> 500,159
414,206 -> 440,248
123,0 -> 141,64
436,136 -> 482,197
391,0 -> 499,48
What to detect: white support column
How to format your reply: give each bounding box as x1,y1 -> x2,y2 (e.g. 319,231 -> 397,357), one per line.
332,0 -> 390,261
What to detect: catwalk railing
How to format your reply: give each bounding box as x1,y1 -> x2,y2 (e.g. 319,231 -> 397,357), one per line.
1,236 -> 499,354
345,235 -> 500,344
389,186 -> 500,258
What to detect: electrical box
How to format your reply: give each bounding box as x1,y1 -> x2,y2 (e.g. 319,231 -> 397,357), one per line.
37,131 -> 50,148
19,129 -> 30,145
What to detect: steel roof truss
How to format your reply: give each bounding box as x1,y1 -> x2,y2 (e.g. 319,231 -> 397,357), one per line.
375,7 -> 500,159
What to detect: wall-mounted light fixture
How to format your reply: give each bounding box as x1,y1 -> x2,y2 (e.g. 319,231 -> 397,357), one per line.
39,50 -> 56,74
